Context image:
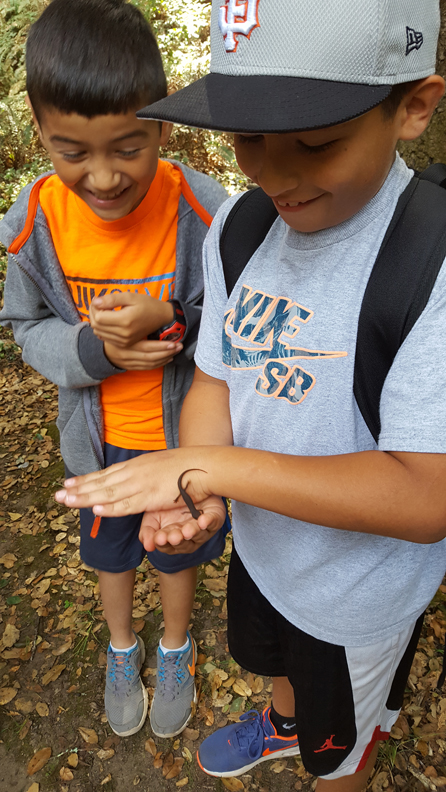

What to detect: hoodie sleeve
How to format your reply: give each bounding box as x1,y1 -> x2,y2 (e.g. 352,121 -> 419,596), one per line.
0,252 -> 122,388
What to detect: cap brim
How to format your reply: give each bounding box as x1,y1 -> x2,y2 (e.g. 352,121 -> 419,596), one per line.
137,73 -> 391,133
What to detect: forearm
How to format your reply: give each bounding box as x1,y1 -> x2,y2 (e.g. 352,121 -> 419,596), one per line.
195,445 -> 446,544
179,369 -> 233,447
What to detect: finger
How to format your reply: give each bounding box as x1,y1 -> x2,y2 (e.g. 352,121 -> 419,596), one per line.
138,523 -> 157,552
91,292 -> 135,311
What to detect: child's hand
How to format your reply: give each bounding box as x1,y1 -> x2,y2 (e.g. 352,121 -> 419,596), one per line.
138,496 -> 226,554
55,451 -> 212,516
90,292 -> 175,347
103,338 -> 182,370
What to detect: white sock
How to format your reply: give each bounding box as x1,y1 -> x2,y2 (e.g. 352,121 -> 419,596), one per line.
109,640 -> 137,654
159,636 -> 190,655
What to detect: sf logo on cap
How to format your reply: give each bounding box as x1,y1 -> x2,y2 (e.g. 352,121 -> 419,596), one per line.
219,0 -> 260,52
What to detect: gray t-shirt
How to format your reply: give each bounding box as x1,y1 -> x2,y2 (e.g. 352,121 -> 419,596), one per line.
196,154 -> 446,646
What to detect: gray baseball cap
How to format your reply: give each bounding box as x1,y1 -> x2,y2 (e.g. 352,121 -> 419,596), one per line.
138,0 -> 440,132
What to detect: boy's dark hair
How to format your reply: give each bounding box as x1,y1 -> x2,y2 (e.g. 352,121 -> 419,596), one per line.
26,0 -> 167,121
380,81 -> 418,120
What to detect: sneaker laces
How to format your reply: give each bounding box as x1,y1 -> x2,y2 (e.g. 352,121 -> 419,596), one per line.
158,652 -> 186,702
230,710 -> 265,759
108,648 -> 136,696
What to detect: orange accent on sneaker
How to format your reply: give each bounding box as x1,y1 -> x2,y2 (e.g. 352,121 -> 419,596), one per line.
187,639 -> 196,676
90,515 -> 101,538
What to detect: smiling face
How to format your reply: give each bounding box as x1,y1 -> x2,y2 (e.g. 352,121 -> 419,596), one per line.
233,105 -> 406,234
33,107 -> 172,221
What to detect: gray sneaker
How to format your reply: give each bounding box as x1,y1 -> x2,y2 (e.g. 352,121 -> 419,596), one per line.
149,633 -> 197,738
105,634 -> 148,737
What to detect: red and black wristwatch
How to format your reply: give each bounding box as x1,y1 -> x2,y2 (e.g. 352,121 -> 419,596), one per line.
151,300 -> 187,342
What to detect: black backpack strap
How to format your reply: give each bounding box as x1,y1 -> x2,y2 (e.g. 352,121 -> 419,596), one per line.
354,172 -> 446,443
220,187 -> 278,296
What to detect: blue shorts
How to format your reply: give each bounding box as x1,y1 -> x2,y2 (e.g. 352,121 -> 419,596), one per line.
78,443 -> 230,574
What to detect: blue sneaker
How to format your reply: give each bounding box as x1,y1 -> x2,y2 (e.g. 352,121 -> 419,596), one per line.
104,634 -> 148,737
197,706 -> 300,777
149,634 -> 197,738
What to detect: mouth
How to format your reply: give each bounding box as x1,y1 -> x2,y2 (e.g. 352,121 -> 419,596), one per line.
274,195 -> 322,212
85,185 -> 131,207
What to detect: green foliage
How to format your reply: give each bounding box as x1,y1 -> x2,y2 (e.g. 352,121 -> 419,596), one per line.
0,0 -> 246,232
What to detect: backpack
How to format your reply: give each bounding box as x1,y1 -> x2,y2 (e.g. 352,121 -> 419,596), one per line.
220,164 -> 446,444
219,165 -> 446,688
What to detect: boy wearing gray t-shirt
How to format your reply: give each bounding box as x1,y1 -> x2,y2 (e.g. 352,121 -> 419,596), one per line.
56,1 -> 446,789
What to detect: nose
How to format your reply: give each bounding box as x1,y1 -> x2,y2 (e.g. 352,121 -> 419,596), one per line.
257,139 -> 301,198
86,160 -> 121,193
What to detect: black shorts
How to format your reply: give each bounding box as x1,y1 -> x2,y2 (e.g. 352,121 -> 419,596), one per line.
227,545 -> 424,779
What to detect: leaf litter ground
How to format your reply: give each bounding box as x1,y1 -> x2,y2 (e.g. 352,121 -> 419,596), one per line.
1,327 -> 446,792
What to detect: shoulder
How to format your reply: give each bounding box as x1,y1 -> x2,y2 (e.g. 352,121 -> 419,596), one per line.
0,170 -> 55,248
163,159 -> 229,218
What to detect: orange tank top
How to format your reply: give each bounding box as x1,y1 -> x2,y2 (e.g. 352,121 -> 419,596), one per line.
39,161 -> 182,450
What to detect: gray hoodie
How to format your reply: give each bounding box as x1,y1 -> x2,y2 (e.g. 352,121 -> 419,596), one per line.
0,161 -> 227,474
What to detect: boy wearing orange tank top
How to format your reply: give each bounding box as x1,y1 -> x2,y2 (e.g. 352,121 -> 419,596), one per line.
0,0 -> 228,739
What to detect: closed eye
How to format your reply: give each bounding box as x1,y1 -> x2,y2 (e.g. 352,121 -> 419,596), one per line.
298,140 -> 338,154
118,149 -> 142,158
60,151 -> 85,161
235,134 -> 264,145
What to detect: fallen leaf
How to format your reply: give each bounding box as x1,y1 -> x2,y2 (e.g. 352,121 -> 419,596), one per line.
42,664 -> 66,686
182,747 -> 193,763
78,727 -> 98,744
214,693 -> 233,708
67,754 -> 78,768
176,779 -> 189,788
205,708 -> 214,726
145,738 -> 157,757
52,640 -> 72,656
270,759 -> 287,773
35,702 -> 49,717
183,727 -> 199,741
2,623 -> 20,647
133,619 -> 145,633
0,687 -> 18,705
203,578 -> 227,592
97,749 -> 115,760
153,751 -> 163,769
15,698 -> 35,714
162,753 -> 174,777
371,771 -> 390,792
19,719 -> 31,740
27,747 -> 52,776
165,758 -> 184,780
25,784 -> 40,792
101,775 -> 112,785
222,779 -> 245,791
33,579 -> 51,597
252,677 -> 264,694
232,678 -> 252,698
59,767 -> 74,781
8,512 -> 22,521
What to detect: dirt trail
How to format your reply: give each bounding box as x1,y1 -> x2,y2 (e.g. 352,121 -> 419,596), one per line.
1,328 -> 446,792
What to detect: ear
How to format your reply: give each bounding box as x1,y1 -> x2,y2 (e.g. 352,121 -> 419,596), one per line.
160,121 -> 173,147
25,94 -> 44,142
397,75 -> 445,141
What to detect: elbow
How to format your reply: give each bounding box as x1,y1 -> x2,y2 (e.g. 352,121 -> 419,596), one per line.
409,515 -> 446,545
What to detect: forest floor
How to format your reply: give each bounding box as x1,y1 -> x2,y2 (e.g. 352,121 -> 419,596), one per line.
1,326 -> 446,792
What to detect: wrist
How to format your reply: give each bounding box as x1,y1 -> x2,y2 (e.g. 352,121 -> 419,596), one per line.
157,300 -> 175,327
149,300 -> 186,342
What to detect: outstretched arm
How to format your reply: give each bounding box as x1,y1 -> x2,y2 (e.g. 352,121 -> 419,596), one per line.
138,369 -> 233,551
56,371 -> 446,545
